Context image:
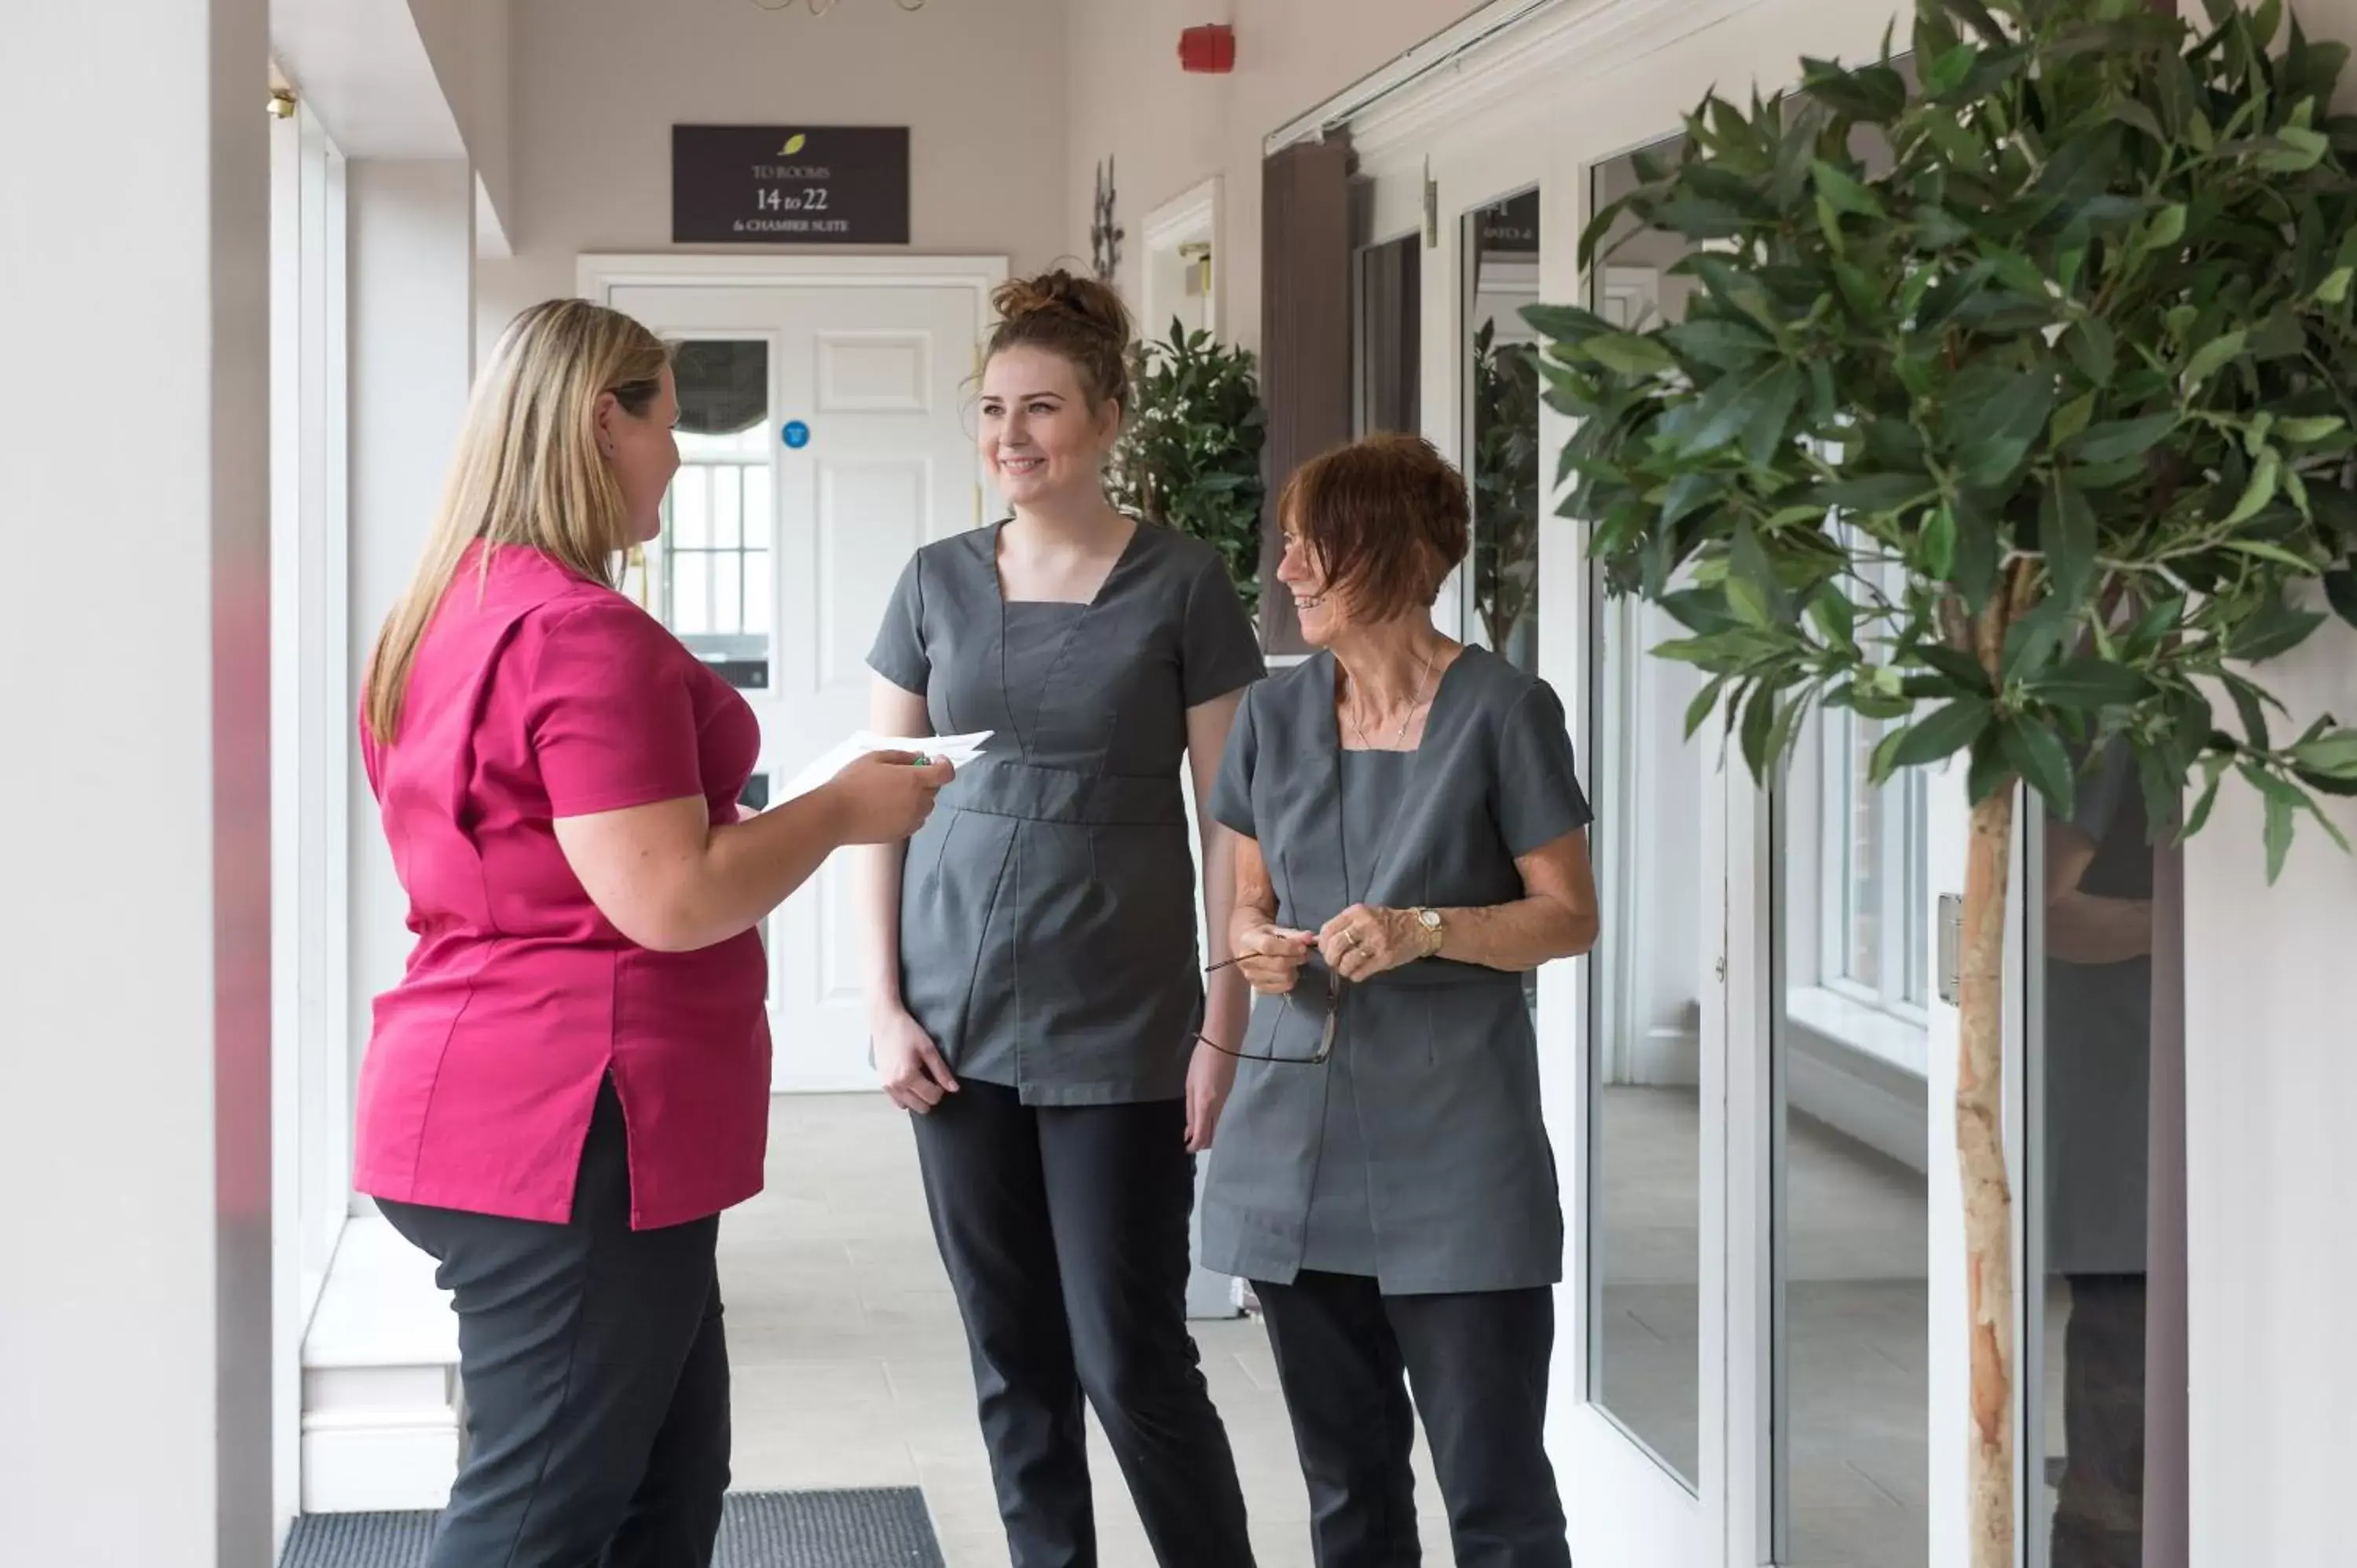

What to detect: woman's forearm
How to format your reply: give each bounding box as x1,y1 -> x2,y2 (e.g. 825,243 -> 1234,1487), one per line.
1197,814 -> 1251,1041
859,840 -> 911,1020
577,789 -> 850,954
1428,895 -> 1598,973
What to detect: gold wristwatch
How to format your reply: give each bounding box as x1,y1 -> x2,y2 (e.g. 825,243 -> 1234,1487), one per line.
1411,907 -> 1445,956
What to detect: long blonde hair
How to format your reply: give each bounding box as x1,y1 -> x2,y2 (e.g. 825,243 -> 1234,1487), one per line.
361,299 -> 672,742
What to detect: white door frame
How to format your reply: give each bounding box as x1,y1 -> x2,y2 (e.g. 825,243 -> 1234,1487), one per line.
576,252 -> 1008,1098
1139,178 -> 1222,343
579,251 -> 1010,311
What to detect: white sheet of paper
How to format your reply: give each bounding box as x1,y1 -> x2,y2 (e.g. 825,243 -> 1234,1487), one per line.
775,730 -> 993,807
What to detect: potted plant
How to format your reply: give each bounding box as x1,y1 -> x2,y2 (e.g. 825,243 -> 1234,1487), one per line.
1472,318 -> 1545,669
1111,319 -> 1269,614
1527,0 -> 2357,1559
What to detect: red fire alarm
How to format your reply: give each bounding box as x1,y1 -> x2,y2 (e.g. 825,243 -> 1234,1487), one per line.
1178,24 -> 1236,74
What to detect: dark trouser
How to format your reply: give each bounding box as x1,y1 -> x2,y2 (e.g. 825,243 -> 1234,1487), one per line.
378,1079 -> 730,1568
911,1080 -> 1254,1568
1252,1270 -> 1569,1568
2052,1273 -> 2146,1568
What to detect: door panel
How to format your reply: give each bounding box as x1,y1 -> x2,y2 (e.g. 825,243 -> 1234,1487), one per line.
607,281 -> 981,1093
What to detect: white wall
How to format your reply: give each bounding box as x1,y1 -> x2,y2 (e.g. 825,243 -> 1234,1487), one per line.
479,0 -> 1067,352
0,1 -> 277,1562
2183,614 -> 2357,1561
409,0 -> 514,240
347,160 -> 477,1106
1063,0 -> 1478,352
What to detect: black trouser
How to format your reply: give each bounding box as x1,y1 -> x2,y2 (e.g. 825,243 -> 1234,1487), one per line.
2052,1273 -> 2147,1568
378,1079 -> 730,1568
911,1080 -> 1254,1568
1252,1270 -> 1569,1568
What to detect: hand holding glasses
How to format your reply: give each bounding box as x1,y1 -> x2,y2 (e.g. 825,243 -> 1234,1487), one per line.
1193,926 -> 1340,1066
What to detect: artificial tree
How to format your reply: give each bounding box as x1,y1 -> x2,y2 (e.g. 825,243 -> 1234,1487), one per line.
1526,0 -> 2357,1559
1110,319 -> 1269,614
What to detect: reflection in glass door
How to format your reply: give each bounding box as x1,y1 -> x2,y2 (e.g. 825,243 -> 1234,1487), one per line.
1461,189 -> 1541,674
621,338 -> 775,692
1771,735 -> 1931,1566
1585,145 -> 1703,1489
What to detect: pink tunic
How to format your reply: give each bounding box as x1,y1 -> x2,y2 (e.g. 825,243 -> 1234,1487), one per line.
354,544 -> 771,1229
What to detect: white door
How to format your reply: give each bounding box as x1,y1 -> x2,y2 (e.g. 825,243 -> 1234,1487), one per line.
603,279 -> 988,1093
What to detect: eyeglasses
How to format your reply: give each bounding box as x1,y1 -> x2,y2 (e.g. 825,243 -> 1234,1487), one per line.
1191,955 -> 1341,1066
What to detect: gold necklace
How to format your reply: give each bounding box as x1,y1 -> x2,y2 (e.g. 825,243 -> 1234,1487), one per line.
1343,647 -> 1439,751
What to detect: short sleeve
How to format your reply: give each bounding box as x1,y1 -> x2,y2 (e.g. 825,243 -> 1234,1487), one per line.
528,601 -> 706,817
1208,684 -> 1262,839
867,553 -> 931,696
1182,553 -> 1266,707
1495,680 -> 1595,858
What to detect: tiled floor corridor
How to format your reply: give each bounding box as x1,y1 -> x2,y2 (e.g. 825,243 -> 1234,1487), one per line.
719,1094 -> 1452,1568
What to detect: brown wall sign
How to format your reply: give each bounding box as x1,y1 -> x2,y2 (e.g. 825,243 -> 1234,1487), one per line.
672,126 -> 911,245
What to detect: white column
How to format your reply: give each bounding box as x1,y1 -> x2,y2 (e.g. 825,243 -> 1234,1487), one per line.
346,159 -> 475,1097
0,2 -> 274,1564
2183,622 -> 2357,1564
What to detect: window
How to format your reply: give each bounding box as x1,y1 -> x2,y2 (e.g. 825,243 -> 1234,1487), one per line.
267,90 -> 351,1320
1820,711 -> 1931,1014
621,339 -> 775,690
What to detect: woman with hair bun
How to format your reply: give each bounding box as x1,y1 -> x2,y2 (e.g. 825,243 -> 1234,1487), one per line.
856,269 -> 1264,1565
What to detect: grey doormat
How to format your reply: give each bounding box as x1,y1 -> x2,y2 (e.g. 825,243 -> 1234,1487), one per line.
278,1488 -> 945,1567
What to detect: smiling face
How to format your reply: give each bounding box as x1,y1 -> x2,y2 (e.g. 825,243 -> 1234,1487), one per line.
977,346 -> 1121,511
1275,499 -> 1348,647
596,365 -> 681,546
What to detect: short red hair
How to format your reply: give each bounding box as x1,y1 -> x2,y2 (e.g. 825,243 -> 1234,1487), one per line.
1277,433 -> 1471,622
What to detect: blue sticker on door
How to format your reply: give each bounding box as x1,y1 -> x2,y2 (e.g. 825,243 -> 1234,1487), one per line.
783,420 -> 811,449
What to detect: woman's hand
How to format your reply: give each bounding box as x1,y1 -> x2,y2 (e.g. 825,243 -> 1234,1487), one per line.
1318,905 -> 1426,983
1233,921 -> 1316,995
874,1005 -> 959,1113
1184,1040 -> 1237,1152
823,751 -> 954,845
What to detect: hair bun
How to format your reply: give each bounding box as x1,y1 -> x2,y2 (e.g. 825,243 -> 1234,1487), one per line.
992,269 -> 1131,350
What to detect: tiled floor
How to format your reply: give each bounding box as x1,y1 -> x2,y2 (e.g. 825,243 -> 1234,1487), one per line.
719,1094 -> 1451,1568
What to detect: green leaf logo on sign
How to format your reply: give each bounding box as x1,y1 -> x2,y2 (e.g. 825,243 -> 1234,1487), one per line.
780,133 -> 808,156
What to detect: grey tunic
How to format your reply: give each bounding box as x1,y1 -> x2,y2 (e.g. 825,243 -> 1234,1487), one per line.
867,522 -> 1265,1105
1204,647 -> 1594,1295
1294,749 -> 1411,1277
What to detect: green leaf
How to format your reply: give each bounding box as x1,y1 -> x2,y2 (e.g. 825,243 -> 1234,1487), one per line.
2256,124 -> 2332,171
2076,412 -> 2179,465
1684,675 -> 1732,740
2052,391 -> 2097,446
1883,697 -> 1995,771
2226,674 -> 2276,751
1919,644 -> 1996,695
1742,364 -> 1806,468
2066,318 -> 2119,387
1585,334 -> 1679,376
1966,731 -> 2015,806
2326,570 -> 2357,628
2030,658 -> 2154,710
1662,318 -> 1774,370
2319,267 -> 2355,306
1819,474 -> 1937,514
2225,449 -> 2282,526
1741,683 -> 1778,775
2041,478 -> 2099,607
2276,416 -> 2346,443
2183,330 -> 2247,389
2289,731 -> 2357,779
2001,719 -> 2077,821
2227,596 -> 2326,663
1683,357 -> 1801,457
2258,770 -> 2296,882
2223,538 -> 2321,571
1812,159 -> 1886,218
2136,203 -> 2189,254
1922,500 -> 1959,577
2183,756 -> 2230,839
2002,604 -> 2070,685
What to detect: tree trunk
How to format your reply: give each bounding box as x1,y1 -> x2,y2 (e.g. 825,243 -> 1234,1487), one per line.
1959,786 -> 2017,1568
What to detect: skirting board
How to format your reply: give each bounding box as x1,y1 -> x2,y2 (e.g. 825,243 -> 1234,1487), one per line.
302,1404 -> 462,1514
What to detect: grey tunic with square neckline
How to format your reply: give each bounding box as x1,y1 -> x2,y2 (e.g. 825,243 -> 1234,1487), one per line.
867,521 -> 1266,1105
1204,647 -> 1595,1295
